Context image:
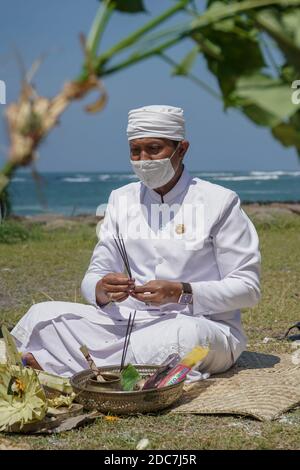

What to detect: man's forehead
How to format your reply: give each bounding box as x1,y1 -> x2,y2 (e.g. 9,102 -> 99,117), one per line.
129,137 -> 171,146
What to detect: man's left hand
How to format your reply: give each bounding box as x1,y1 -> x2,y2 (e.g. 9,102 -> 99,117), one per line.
131,280 -> 182,305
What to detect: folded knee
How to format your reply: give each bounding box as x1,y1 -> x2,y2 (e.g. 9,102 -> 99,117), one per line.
176,316 -> 211,345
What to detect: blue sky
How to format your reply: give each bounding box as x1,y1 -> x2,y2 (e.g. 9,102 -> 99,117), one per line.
0,0 -> 299,172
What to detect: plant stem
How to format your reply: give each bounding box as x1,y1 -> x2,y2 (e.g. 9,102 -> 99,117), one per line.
92,0 -> 189,72
253,12 -> 300,73
86,0 -> 115,58
160,52 -> 221,100
100,36 -> 182,76
86,0 -> 300,81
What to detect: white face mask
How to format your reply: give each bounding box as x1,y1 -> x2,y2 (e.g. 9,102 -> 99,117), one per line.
130,143 -> 180,189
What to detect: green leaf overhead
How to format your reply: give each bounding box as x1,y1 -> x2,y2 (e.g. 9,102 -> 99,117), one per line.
272,111 -> 300,154
254,8 -> 300,73
98,0 -> 146,13
272,121 -> 300,148
234,73 -> 300,121
192,17 -> 265,99
241,103 -> 280,127
178,0 -> 300,157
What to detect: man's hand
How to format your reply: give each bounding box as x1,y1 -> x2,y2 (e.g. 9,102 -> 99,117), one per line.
131,280 -> 182,306
96,273 -> 135,306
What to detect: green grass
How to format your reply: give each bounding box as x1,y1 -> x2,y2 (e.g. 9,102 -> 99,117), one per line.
0,210 -> 300,449
0,220 -> 44,244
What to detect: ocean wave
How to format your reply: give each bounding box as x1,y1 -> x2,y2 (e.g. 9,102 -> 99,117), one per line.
195,172 -> 235,177
97,174 -> 139,181
241,190 -> 282,194
213,175 -> 279,181
115,174 -> 138,180
11,177 -> 26,182
251,171 -> 300,177
98,174 -> 111,181
62,177 -> 91,183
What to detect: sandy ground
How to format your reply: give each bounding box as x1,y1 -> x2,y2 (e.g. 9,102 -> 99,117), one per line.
0,438 -> 31,450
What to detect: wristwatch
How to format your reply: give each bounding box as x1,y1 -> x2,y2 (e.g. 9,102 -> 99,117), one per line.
178,282 -> 193,305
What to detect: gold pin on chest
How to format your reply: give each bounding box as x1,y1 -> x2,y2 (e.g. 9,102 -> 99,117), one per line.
175,223 -> 185,234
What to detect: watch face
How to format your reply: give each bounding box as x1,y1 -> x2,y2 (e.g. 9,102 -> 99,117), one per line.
179,293 -> 193,305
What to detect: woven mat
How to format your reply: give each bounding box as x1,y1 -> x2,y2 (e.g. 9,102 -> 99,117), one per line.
173,351 -> 300,421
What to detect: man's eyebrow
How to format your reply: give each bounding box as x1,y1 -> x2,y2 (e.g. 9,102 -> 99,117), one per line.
145,142 -> 163,146
130,140 -> 164,148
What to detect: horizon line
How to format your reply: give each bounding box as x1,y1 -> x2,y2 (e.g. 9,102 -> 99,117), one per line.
11,168 -> 300,174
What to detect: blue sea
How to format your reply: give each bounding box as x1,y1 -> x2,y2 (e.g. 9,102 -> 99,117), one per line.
8,170 -> 300,216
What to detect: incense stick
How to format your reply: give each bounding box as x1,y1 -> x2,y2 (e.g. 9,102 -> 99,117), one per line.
113,233 -> 132,279
120,310 -> 136,371
120,313 -> 131,372
115,236 -> 131,277
120,236 -> 131,278
80,345 -> 105,382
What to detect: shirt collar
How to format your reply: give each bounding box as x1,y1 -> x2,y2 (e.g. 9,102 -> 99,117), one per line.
144,166 -> 192,203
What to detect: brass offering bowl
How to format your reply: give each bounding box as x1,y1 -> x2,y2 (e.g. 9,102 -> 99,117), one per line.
70,364 -> 184,415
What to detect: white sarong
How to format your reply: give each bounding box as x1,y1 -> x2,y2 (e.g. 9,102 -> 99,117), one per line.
11,301 -> 240,378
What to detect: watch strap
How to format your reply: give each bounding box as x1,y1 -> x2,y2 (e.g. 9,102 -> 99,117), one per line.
178,282 -> 193,305
181,282 -> 192,294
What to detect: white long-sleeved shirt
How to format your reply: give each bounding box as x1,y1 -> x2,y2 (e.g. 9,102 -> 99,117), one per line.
81,167 -> 261,345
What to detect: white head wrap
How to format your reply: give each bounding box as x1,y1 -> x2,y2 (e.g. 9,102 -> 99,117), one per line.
127,105 -> 185,141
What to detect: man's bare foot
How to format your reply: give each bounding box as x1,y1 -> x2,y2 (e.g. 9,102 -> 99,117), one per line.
22,352 -> 43,370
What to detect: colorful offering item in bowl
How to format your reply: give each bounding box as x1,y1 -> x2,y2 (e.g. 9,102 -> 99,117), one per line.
156,345 -> 209,388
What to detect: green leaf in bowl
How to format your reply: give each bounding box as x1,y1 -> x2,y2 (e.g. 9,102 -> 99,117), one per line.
120,364 -> 141,391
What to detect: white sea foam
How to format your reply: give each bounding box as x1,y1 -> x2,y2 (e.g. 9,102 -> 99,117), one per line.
241,190 -> 282,194
11,177 -> 26,182
98,174 -> 111,181
195,172 -> 235,177
251,171 -> 300,177
116,174 -> 139,180
97,174 -> 138,181
63,177 -> 91,183
213,175 -> 279,181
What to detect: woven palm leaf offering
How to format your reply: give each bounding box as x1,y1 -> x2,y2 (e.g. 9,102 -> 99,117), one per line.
71,313 -> 210,415
0,326 -> 84,433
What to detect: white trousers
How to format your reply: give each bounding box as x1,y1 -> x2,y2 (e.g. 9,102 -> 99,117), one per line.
11,301 -> 240,378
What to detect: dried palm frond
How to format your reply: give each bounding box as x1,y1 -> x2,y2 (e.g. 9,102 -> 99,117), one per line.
5,70 -> 107,168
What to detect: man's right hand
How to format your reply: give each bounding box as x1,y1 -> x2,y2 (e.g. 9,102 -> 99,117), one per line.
96,273 -> 135,306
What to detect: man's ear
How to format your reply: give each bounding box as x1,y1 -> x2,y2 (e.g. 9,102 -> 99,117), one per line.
180,140 -> 189,157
